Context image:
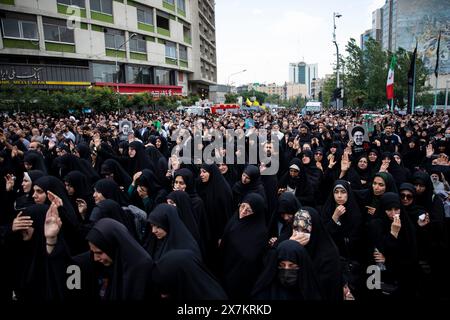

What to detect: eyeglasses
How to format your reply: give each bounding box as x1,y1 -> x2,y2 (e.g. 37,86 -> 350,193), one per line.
400,193 -> 413,200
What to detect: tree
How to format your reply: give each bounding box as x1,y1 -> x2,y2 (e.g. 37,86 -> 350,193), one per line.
322,75 -> 337,108
344,38 -> 367,108
364,39 -> 387,110
225,93 -> 238,104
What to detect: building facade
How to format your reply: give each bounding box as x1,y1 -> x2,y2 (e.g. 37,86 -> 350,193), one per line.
376,0 -> 450,87
288,61 -> 318,98
360,29 -> 372,51
0,0 -> 216,96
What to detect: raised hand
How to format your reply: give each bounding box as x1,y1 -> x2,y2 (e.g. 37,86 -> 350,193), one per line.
47,191 -> 63,207
45,202 -> 62,239
5,174 -> 15,192
390,214 -> 401,238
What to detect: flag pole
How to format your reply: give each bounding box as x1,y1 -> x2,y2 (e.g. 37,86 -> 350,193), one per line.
412,40 -> 417,114
433,76 -> 438,116
391,98 -> 394,112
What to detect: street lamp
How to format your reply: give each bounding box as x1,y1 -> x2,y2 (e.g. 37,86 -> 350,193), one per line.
115,32 -> 137,111
333,12 -> 342,109
227,69 -> 247,92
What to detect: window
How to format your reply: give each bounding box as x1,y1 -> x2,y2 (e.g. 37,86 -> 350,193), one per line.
104,29 -> 125,50
43,18 -> 74,43
165,41 -> 177,59
137,7 -> 153,25
126,65 -> 153,84
164,0 -> 175,4
177,0 -> 185,11
156,14 -> 169,30
130,35 -> 146,53
90,0 -> 112,15
57,0 -> 86,8
1,18 -> 38,40
179,45 -> 187,61
155,68 -> 175,85
92,63 -> 118,82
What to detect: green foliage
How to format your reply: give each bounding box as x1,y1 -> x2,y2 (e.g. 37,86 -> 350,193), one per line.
224,93 -> 238,104
0,86 -> 186,113
341,37 -> 431,110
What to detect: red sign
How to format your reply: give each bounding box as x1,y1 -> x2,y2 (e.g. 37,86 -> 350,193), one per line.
94,82 -> 183,97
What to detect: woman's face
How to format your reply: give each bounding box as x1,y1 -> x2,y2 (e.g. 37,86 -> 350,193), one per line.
93,189 -> 106,204
400,190 -> 414,207
372,176 -> 386,196
278,260 -> 299,269
385,207 -> 400,220
151,225 -> 167,239
65,182 -> 75,196
368,152 -> 377,162
32,185 -> 47,204
89,242 -> 113,266
241,173 -> 251,185
24,160 -> 33,171
302,155 -> 311,165
156,139 -> 162,149
358,157 -> 368,170
239,202 -> 253,219
199,169 -> 210,183
394,154 -> 401,165
173,176 -> 186,192
218,163 -> 228,174
414,183 -> 426,195
334,187 -> 348,205
289,168 -> 299,178
22,176 -> 32,193
128,148 -> 136,158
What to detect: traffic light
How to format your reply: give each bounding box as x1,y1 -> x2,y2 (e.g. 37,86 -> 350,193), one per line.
333,87 -> 343,100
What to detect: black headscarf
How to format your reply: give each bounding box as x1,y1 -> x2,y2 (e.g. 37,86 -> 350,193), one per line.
9,204 -> 49,301
166,191 -> 201,245
33,176 -> 78,227
128,141 -> 153,175
100,159 -> 132,190
268,192 -> 301,245
94,179 -> 129,206
367,192 -> 418,297
54,154 -> 99,185
14,170 -> 45,211
23,151 -> 48,174
152,249 -> 227,300
89,199 -> 136,237
232,165 -> 267,209
64,170 -> 93,200
300,206 -> 343,301
197,163 -> 233,242
145,204 -> 202,260
252,240 -> 322,300
220,193 -> 268,299
321,180 -> 364,260
85,218 -> 154,300
278,158 -> 314,207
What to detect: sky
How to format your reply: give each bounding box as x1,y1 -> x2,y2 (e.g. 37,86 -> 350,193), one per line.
215,0 -> 386,86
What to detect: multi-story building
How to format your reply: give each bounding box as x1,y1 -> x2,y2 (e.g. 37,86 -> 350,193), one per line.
375,0 -> 449,88
360,29 -> 372,51
288,61 -> 318,98
0,0 -> 216,96
371,8 -> 382,43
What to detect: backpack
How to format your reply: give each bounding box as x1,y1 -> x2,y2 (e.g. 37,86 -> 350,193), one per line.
122,205 -> 148,242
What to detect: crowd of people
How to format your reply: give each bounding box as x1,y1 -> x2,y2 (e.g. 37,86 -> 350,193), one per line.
1,108 -> 450,301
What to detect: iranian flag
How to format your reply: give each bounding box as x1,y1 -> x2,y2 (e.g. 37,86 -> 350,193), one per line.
386,55 -> 397,100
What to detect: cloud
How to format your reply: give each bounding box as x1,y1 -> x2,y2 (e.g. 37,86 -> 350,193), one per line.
251,9 -> 263,16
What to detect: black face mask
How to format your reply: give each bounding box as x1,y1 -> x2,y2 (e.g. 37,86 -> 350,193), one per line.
278,268 -> 298,288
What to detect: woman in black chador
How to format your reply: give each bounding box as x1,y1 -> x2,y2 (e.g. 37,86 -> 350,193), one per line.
145,204 -> 202,261
252,240 -> 322,300
152,249 -> 227,300
220,193 -> 268,299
